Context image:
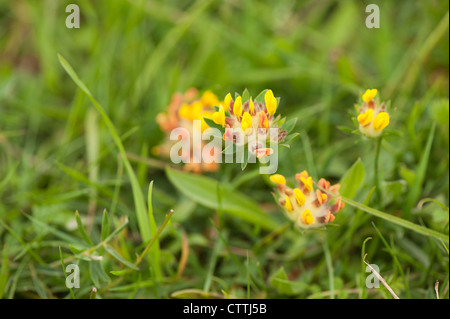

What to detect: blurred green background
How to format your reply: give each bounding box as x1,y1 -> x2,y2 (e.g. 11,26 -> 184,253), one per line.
0,0 -> 448,299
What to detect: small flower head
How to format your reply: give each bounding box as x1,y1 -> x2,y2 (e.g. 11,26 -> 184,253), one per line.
155,88 -> 221,173
362,89 -> 378,103
270,171 -> 345,229
356,89 -> 390,138
208,89 -> 290,159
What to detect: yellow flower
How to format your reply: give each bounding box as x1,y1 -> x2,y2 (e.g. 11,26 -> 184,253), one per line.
233,96 -> 243,118
357,108 -> 373,126
294,188 -> 305,206
203,89 -> 292,159
201,90 -> 219,107
249,97 -> 255,114
299,176 -> 313,192
372,112 -> 389,131
224,93 -> 232,112
265,89 -> 277,116
271,171 -> 344,229
285,196 -> 293,212
362,89 -> 377,103
178,103 -> 191,120
356,89 -> 390,138
212,104 -> 225,126
270,174 -> 286,185
300,209 -> 314,225
156,88 -> 222,173
241,112 -> 253,134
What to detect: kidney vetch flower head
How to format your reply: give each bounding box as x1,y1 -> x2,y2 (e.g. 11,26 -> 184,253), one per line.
206,89 -> 296,159
356,89 -> 390,138
155,88 -> 221,173
270,171 -> 345,229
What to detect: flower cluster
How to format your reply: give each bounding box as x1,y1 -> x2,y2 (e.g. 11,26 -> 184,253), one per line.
356,89 -> 390,138
270,171 -> 345,229
155,88 -> 221,173
208,89 -> 288,158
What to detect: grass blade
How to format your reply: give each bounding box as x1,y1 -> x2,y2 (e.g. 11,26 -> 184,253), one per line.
58,54 -> 161,278
340,195 -> 448,243
104,245 -> 139,271
75,211 -> 93,246
59,246 -> 75,299
101,209 -> 110,242
405,123 -> 436,218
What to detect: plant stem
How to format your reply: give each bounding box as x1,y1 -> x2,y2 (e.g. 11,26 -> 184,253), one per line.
374,136 -> 383,206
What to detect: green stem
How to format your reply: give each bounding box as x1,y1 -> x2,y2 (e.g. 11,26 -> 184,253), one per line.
374,136 -> 383,206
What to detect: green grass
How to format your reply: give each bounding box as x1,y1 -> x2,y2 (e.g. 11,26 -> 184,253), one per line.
0,0 -> 448,299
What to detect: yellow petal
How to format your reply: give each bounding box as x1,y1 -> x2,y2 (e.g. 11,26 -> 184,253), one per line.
179,103 -> 192,120
300,209 -> 314,225
201,90 -> 219,107
241,112 -> 252,133
300,176 -> 313,192
270,174 -> 286,185
362,89 -> 378,103
211,105 -> 225,126
191,101 -> 203,120
201,111 -> 213,132
233,96 -> 242,118
294,188 -> 305,206
224,93 -> 232,112
285,196 -> 293,212
249,97 -> 255,114
357,108 -> 373,126
372,112 -> 390,131
264,89 -> 277,116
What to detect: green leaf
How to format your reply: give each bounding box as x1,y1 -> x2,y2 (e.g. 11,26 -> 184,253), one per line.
405,123 -> 436,217
222,143 -> 235,154
89,260 -> 110,288
203,116 -> 225,133
241,148 -> 249,170
242,88 -> 250,102
68,245 -> 85,255
270,267 -> 294,295
381,180 -> 406,207
110,269 -> 132,276
165,167 -> 280,231
281,117 -> 297,134
75,211 -> 93,246
283,132 -> 300,144
103,217 -> 129,243
337,126 -> 355,134
254,89 -> 268,104
25,214 -> 86,247
339,158 -> 365,199
104,245 -> 139,270
399,165 -> 416,187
